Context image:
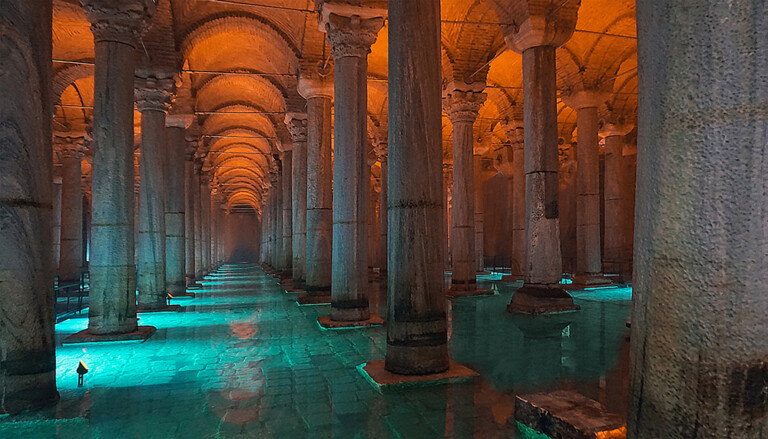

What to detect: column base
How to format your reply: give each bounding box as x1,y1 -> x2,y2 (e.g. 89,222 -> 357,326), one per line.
317,314 -> 384,330
137,305 -> 182,313
63,326 -> 157,344
566,274 -> 614,290
508,285 -> 580,315
446,287 -> 494,298
357,360 -> 478,392
515,390 -> 626,439
297,291 -> 331,305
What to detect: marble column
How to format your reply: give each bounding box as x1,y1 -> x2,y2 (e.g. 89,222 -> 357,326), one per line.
323,10 -> 384,322
287,115 -> 308,287
378,146 -> 388,276
564,91 -> 609,287
184,140 -> 197,283
84,0 -> 155,333
298,76 -> 334,294
503,1 -> 579,313
0,0 -> 58,412
279,150 -> 293,277
57,136 -> 86,281
193,159 -> 203,279
385,0 -> 448,374
444,86 -> 486,294
53,177 -> 62,269
135,75 -> 173,310
165,116 -> 189,295
200,174 -> 211,274
631,2 -> 768,436
601,125 -> 630,267
504,124 -> 526,280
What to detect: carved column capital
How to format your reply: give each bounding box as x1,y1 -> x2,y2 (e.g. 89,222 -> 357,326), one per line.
298,76 -> 334,100
285,114 -> 308,143
500,0 -> 580,53
54,135 -> 88,159
166,114 -> 194,129
80,0 -> 156,47
442,89 -> 487,125
134,74 -> 175,113
321,13 -> 384,59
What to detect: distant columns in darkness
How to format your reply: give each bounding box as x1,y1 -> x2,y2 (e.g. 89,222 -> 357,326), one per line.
630,2 -> 768,436
385,0 -> 449,374
0,0 -> 58,413
84,0 -> 155,334
135,73 -> 174,310
56,135 -> 87,281
443,84 -> 486,294
322,7 -> 384,322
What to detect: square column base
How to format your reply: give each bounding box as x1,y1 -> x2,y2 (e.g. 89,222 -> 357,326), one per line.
446,288 -> 494,298
515,390 -> 626,439
508,286 -> 580,315
317,314 -> 384,330
63,326 -> 157,344
566,274 -> 614,290
357,360 -> 478,392
297,292 -> 331,305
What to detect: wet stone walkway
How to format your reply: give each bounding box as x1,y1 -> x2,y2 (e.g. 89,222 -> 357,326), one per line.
0,264 -> 631,438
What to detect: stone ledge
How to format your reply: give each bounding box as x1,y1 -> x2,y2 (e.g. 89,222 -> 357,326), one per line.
447,288 -> 494,298
297,292 -> 331,305
63,326 -> 157,344
357,360 -> 478,392
317,314 -> 384,330
137,305 -> 181,313
515,390 -> 626,439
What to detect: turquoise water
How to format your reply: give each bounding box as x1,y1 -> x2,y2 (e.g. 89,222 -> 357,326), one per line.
1,265 -> 631,438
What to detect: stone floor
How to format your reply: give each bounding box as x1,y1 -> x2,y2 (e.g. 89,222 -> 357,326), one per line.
0,264 -> 631,438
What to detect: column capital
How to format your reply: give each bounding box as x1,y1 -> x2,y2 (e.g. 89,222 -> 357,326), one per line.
502,121 -> 525,148
442,88 -> 487,125
134,74 -> 175,113
54,135 -> 88,159
166,114 -> 194,129
285,114 -> 308,143
298,76 -> 334,100
499,0 -> 579,53
320,10 -> 385,59
561,89 -> 609,111
599,122 -> 633,138
80,0 -> 156,47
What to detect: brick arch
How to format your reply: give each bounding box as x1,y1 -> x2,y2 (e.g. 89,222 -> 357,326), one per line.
52,63 -> 93,107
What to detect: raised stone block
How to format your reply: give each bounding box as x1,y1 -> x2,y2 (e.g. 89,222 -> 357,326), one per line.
515,390 -> 626,439
63,326 -> 157,344
358,360 -> 478,392
317,314 -> 384,330
508,286 -> 580,315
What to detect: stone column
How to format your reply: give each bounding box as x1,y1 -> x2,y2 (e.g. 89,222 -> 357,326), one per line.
601,124 -> 630,269
279,150 -> 293,277
503,124 -> 526,280
53,177 -> 62,269
443,164 -> 452,268
564,91 -> 609,287
165,116 -> 190,295
630,1 -> 768,436
193,159 -> 203,279
287,115 -> 308,287
443,85 -> 486,294
378,146 -> 388,276
269,166 -> 282,271
385,0 -> 448,374
323,9 -> 384,323
502,1 -> 579,313
368,170 -> 379,272
298,76 -> 333,296
184,139 -> 196,283
0,0 -> 57,412
209,191 -> 218,269
57,136 -> 87,281
473,154 -> 486,273
84,0 -> 155,334
200,173 -> 211,274
135,75 -> 174,310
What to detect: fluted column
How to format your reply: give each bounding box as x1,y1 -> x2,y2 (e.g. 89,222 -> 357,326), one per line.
135,75 -> 174,310
279,150 -> 293,277
84,0 -> 155,333
193,158 -> 203,279
385,0 -> 448,374
287,115 -> 308,287
298,76 -> 334,294
165,115 -> 189,295
378,146 -> 388,276
200,173 -> 211,274
443,86 -> 486,294
0,0 -> 57,412
184,139 -> 197,283
56,136 -> 87,281
323,9 -> 384,322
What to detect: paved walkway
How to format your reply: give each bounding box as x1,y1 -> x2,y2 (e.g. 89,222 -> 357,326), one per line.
0,264 -> 631,438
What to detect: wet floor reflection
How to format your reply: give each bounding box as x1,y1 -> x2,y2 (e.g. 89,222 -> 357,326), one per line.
1,264 -> 631,439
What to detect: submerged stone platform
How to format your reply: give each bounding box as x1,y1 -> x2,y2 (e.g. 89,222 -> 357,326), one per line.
63,325 -> 157,344
358,360 -> 478,392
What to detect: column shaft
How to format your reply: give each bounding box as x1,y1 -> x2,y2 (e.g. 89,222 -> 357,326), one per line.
200,180 -> 211,273
603,134 -> 624,263
280,151 -> 293,275
291,135 -> 308,285
59,149 -> 84,279
165,126 -> 186,294
450,120 -> 476,290
473,155 -> 485,272
184,154 -> 196,281
511,141 -> 525,279
378,156 -> 388,274
53,179 -> 62,269
193,167 -> 203,278
574,106 -> 602,278
385,0 -> 448,374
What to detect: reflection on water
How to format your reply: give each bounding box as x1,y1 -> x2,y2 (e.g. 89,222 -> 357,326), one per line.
1,265 -> 631,439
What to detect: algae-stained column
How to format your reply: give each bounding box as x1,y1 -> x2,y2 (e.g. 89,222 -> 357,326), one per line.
83,0 -> 155,333
287,115 -> 308,287
135,74 -> 174,309
56,135 -> 87,281
385,0 -> 448,374
299,74 -> 334,293
630,2 -> 768,436
184,138 -> 197,283
443,85 -> 486,293
0,0 -> 58,413
165,115 -> 190,294
321,6 -> 384,321
279,149 -> 293,277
